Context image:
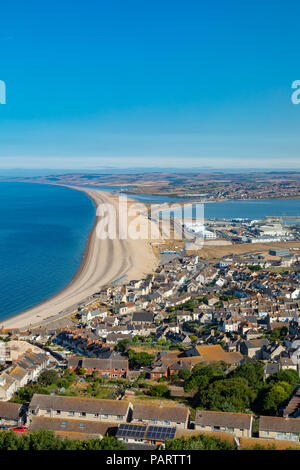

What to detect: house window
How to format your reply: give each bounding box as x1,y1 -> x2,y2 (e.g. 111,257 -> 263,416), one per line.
46,409 -> 51,414
80,423 -> 85,428
68,411 -> 75,416
149,419 -> 157,425
61,421 -> 67,427
103,414 -> 108,419
162,420 -> 170,426
117,415 -> 123,420
94,413 -> 99,417
56,410 -> 61,415
80,412 -> 86,417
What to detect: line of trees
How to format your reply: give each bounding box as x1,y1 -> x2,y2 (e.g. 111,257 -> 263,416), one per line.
0,430 -> 126,450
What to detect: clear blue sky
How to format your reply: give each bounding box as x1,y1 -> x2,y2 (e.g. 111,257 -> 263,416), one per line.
0,0 -> 300,171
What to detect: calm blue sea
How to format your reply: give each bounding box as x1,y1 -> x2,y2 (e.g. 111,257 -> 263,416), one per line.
0,183 -> 95,322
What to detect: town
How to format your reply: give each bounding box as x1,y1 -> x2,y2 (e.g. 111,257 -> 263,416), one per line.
1,235 -> 300,450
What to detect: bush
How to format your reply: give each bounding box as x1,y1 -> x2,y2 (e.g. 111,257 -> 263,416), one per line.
164,434 -> 235,450
149,384 -> 170,398
128,350 -> 154,369
0,430 -> 126,450
38,370 -> 60,386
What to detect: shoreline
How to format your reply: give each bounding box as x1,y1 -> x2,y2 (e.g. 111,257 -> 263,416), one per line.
1,185 -> 98,329
1,185 -> 158,331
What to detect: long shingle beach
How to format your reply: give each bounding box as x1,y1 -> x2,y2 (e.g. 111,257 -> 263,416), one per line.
2,186 -> 158,330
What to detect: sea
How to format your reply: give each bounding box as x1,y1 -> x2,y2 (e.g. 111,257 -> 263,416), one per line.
0,183 -> 95,323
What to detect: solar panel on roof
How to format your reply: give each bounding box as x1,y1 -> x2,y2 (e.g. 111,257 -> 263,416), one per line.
116,423 -> 147,439
145,426 -> 176,440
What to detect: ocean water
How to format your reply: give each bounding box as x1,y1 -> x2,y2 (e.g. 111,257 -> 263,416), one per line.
0,183 -> 95,322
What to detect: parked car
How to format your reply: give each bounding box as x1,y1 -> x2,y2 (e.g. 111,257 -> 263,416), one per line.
12,426 -> 27,433
0,425 -> 11,431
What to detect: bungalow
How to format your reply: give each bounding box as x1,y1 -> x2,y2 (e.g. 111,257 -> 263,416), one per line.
195,410 -> 253,438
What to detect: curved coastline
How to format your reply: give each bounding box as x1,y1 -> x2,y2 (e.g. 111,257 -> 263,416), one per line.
2,186 -> 158,330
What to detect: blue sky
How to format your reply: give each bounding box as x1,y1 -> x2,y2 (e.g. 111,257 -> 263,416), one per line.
0,0 -> 300,171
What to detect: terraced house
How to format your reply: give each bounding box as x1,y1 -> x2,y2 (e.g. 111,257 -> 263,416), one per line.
28,394 -> 131,423
67,356 -> 128,378
29,416 -> 116,440
0,402 -> 25,426
195,410 -> 253,438
131,404 -> 190,430
259,416 -> 300,442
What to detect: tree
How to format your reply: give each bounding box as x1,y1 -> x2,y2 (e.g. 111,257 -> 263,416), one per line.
184,363 -> 225,392
261,381 -> 293,415
128,350 -> 154,369
267,370 -> 299,389
116,338 -> 132,353
198,377 -> 256,413
38,370 -> 60,386
178,369 -> 192,381
12,384 -> 50,405
228,362 -> 264,391
157,338 -> 167,345
247,265 -> 261,271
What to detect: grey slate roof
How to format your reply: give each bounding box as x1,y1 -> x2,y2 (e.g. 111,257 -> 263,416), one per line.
29,394 -> 130,416
132,404 -> 189,424
260,416 -> 300,433
195,410 -> 252,429
0,402 -> 22,420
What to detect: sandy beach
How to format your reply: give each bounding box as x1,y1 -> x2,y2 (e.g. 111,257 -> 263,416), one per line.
2,186 -> 158,330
